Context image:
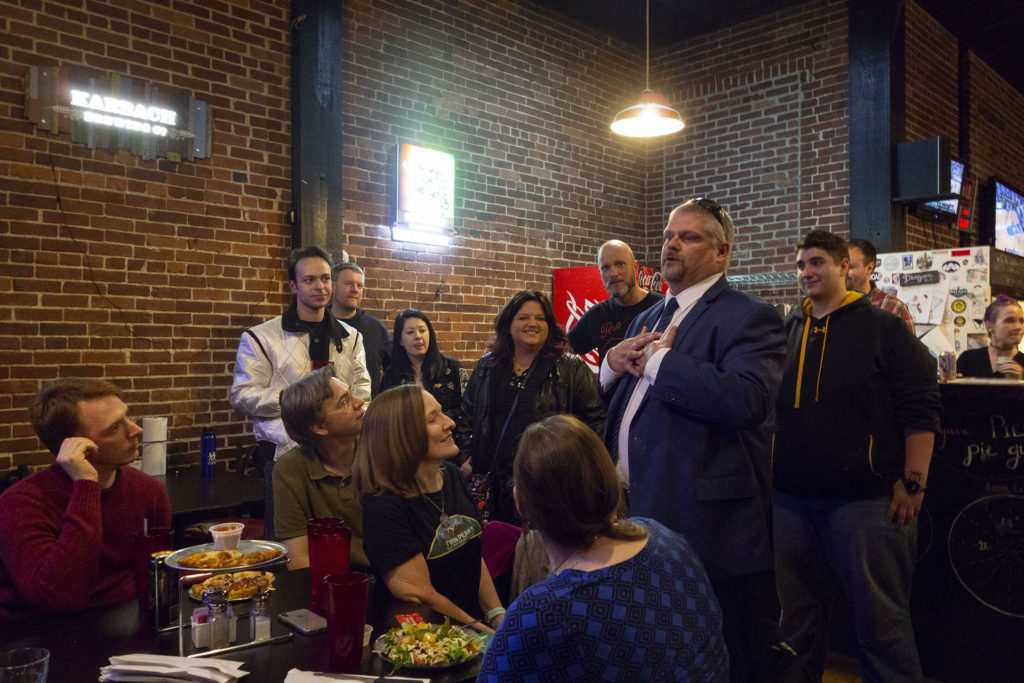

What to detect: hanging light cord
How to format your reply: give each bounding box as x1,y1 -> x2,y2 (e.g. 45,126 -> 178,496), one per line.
644,0 -> 651,90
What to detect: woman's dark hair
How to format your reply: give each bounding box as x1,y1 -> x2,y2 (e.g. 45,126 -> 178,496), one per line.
514,414 -> 646,550
383,309 -> 445,386
984,294 -> 1023,324
488,290 -> 566,367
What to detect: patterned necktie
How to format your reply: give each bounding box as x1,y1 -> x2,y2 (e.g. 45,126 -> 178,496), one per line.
653,296 -> 679,333
608,296 -> 679,461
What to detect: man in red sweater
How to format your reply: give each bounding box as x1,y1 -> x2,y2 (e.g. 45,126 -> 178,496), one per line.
0,378 -> 171,622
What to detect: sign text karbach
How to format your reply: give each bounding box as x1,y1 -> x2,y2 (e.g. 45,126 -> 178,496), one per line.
69,89 -> 177,137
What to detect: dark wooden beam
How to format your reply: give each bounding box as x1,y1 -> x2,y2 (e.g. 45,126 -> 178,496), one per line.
848,0 -> 905,250
290,0 -> 344,257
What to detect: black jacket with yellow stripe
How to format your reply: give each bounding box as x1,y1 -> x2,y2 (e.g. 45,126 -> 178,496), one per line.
772,292 -> 941,500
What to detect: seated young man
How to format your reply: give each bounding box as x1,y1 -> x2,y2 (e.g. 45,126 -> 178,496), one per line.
0,379 -> 171,622
274,366 -> 368,569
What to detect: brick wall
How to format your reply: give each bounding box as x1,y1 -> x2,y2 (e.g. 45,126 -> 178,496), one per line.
646,0 -> 850,306
8,0 -> 1015,476
904,0 -> 963,251
902,0 -> 1024,252
0,0 -> 294,473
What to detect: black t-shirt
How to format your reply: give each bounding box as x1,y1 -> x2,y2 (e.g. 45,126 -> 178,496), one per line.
956,347 -> 1024,378
567,291 -> 663,364
361,462 -> 483,616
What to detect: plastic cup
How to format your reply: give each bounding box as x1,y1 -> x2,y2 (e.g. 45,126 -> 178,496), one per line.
308,518 -> 351,615
134,528 -> 174,609
363,624 -> 373,647
0,647 -> 49,682
209,522 -> 245,550
325,572 -> 370,670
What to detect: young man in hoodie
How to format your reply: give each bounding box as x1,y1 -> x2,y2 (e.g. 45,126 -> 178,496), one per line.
772,230 -> 941,682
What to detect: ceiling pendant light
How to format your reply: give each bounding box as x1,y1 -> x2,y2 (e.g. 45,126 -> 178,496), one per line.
611,0 -> 684,138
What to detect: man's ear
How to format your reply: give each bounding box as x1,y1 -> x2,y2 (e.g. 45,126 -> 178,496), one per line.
310,423 -> 329,437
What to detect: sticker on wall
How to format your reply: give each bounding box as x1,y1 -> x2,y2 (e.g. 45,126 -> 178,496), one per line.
916,253 -> 933,270
953,316 -> 967,327
942,260 -> 961,273
884,256 -> 900,271
951,300 -> 967,314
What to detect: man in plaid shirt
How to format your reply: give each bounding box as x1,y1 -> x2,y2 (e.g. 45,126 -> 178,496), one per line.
847,239 -> 916,335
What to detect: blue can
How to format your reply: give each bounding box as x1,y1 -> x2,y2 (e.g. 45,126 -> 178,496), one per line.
201,428 -> 216,477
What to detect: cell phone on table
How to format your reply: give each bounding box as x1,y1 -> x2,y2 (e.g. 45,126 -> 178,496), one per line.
279,608 -> 328,635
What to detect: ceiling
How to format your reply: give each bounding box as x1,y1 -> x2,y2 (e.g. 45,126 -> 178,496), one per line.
532,0 -> 1024,96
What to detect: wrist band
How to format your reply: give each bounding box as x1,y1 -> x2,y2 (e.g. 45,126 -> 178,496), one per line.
485,607 -> 506,622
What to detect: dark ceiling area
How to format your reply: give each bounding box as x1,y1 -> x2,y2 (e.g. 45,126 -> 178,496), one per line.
533,0 -> 1024,96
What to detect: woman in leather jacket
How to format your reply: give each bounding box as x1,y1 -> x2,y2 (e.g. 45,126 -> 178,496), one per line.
455,290 -> 605,525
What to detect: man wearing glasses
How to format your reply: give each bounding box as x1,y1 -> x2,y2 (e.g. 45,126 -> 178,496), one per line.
229,246 -> 371,539
601,198 -> 787,681
273,366 -> 368,570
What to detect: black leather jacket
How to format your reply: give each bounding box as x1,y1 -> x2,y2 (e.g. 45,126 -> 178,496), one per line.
454,351 -> 606,470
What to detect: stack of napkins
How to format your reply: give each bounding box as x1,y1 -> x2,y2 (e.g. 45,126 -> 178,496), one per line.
283,671 -> 428,682
99,654 -> 248,682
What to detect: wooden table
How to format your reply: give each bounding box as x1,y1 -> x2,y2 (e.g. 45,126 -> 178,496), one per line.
3,567 -> 483,682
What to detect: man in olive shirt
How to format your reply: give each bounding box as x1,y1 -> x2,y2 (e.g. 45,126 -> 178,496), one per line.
274,366 -> 368,569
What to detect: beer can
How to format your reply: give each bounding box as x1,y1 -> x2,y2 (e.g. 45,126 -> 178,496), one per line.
151,550 -> 180,629
939,351 -> 957,381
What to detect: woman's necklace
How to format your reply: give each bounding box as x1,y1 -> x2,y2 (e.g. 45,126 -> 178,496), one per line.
553,550 -> 583,574
422,486 -> 450,528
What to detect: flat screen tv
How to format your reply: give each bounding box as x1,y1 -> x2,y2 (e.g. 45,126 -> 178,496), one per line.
981,177 -> 1024,256
913,158 -> 964,222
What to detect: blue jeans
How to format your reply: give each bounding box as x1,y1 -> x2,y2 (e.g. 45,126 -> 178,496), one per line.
773,491 -> 922,683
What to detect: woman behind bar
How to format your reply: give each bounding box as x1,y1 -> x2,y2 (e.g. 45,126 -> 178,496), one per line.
381,309 -> 467,419
477,414 -> 728,682
956,295 -> 1024,379
353,385 -> 505,632
455,290 -> 605,525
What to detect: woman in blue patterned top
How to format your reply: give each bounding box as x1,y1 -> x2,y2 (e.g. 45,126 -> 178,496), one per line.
477,414 -> 728,682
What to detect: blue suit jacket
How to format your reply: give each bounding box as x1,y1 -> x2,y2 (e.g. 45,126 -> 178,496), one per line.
605,276 -> 786,578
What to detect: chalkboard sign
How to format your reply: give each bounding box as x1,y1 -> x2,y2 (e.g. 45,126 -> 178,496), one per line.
935,397 -> 1024,482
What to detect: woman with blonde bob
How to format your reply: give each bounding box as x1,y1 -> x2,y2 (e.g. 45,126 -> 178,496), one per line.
477,415 -> 728,682
353,385 -> 505,632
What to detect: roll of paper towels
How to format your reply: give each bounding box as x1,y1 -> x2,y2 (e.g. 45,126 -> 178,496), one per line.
141,417 -> 168,476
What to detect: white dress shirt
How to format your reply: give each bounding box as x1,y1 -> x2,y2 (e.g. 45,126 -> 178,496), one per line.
600,272 -> 723,483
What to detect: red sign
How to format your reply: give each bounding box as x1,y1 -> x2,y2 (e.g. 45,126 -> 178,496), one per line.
552,265 -> 665,373
958,175 -> 976,232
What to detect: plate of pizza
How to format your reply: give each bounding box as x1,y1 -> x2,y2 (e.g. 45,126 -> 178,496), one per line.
162,540 -> 287,571
188,570 -> 276,601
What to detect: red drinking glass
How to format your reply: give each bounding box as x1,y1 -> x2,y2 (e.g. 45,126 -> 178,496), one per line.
307,518 -> 351,615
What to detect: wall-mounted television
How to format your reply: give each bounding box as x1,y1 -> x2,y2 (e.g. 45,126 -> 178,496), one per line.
981,177 -> 1024,256
912,158 -> 964,222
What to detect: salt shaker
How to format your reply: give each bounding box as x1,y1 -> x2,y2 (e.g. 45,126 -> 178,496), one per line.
204,587 -> 230,649
250,591 -> 271,641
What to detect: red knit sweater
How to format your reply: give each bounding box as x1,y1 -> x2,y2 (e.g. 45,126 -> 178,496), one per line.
0,465 -> 171,622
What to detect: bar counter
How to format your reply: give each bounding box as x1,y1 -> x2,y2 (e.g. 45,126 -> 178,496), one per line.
911,379 -> 1024,681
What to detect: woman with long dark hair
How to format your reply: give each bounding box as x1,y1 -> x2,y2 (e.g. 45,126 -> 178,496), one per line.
381,309 -> 467,418
455,290 -> 604,525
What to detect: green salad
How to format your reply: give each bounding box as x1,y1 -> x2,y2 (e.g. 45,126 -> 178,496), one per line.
379,618 -> 485,669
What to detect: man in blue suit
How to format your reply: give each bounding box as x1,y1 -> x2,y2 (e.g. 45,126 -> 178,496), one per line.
601,198 -> 786,682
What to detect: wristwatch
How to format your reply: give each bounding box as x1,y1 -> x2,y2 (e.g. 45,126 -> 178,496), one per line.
901,477 -> 925,494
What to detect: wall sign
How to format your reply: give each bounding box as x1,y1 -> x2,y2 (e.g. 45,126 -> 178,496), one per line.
24,66 -> 212,164
393,142 -> 455,246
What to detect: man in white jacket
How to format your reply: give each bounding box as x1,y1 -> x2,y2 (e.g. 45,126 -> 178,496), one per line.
229,246 -> 371,539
